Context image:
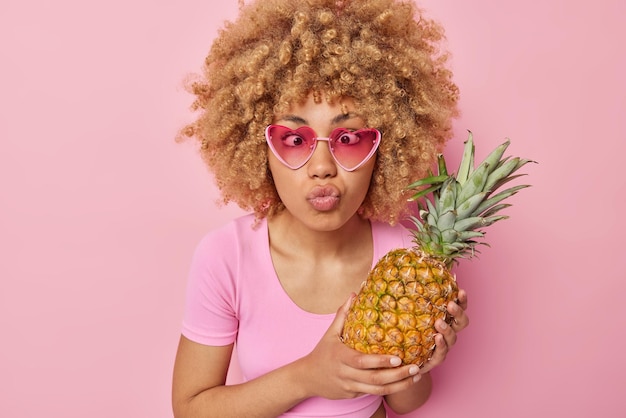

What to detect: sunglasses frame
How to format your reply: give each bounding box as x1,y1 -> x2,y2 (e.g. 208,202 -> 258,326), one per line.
265,125 -> 381,172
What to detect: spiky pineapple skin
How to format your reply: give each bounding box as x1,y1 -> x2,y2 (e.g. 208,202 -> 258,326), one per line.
341,247 -> 458,366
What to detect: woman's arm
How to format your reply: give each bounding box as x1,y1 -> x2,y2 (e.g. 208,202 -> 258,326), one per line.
172,295 -> 425,418
172,336 -> 311,418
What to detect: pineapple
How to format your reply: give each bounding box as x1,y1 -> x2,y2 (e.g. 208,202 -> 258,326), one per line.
341,132 -> 534,366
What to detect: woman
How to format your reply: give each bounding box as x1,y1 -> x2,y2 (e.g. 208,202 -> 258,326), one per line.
173,0 -> 469,416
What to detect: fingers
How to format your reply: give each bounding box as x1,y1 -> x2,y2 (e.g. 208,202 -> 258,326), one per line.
447,297 -> 469,332
339,292 -> 356,316
457,288 -> 468,310
348,352 -> 403,370
430,293 -> 468,351
347,357 -> 422,396
331,293 -> 356,337
345,351 -> 417,381
420,333 -> 449,373
435,318 -> 457,347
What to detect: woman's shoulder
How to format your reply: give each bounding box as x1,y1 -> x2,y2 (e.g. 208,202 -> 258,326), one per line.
370,220 -> 413,256
192,213 -> 267,259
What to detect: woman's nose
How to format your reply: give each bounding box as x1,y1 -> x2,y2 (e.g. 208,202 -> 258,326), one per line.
307,140 -> 337,178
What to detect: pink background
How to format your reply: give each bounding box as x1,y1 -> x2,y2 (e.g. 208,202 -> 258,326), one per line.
1,0 -> 624,416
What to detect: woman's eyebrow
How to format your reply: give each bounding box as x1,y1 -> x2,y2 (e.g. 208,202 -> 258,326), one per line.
331,112 -> 359,125
278,115 -> 307,124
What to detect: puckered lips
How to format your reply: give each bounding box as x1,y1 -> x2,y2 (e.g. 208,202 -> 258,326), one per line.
306,185 -> 340,211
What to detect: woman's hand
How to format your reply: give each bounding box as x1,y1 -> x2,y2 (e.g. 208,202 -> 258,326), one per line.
299,289 -> 469,401
298,294 -> 421,400
419,288 -> 469,374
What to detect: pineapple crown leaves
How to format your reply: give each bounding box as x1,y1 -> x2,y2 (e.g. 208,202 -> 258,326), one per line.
407,131 -> 536,265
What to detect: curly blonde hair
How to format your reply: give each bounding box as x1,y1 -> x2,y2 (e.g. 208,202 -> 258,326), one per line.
180,0 -> 459,225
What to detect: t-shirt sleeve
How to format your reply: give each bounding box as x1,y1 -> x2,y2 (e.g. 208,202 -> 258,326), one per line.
181,227 -> 239,346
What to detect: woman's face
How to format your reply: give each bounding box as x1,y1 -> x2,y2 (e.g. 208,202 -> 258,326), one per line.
267,92 -> 377,232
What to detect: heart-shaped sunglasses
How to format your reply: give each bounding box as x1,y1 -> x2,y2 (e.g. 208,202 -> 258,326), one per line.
265,125 -> 381,172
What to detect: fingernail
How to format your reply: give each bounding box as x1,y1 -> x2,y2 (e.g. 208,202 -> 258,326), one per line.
413,375 -> 421,383
409,365 -> 419,375
439,321 -> 448,330
390,357 -> 402,366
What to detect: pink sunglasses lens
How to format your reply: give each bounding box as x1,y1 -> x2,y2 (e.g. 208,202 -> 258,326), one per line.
328,128 -> 380,170
266,126 -> 317,169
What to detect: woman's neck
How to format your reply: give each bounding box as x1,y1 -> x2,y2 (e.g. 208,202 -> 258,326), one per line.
267,211 -> 372,259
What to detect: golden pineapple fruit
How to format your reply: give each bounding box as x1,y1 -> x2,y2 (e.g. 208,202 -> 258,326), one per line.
341,132 -> 534,366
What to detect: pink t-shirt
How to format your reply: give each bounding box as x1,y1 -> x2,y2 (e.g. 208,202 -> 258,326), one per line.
182,214 -> 412,417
